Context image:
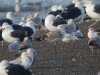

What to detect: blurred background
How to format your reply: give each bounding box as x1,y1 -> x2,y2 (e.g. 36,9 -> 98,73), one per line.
0,0 -> 72,11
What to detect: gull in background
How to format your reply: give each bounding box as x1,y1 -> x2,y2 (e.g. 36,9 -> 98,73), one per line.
88,28 -> 100,51
84,1 -> 100,27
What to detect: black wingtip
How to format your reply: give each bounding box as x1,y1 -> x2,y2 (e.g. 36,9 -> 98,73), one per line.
78,37 -> 85,38
83,17 -> 92,20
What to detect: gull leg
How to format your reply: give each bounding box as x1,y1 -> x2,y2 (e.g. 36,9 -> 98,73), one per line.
97,49 -> 100,54
1,41 -> 4,47
89,20 -> 98,28
91,48 -> 94,56
79,17 -> 84,24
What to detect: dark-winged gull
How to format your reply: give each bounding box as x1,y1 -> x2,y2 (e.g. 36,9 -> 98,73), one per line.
1,21 -> 36,43
0,52 -> 33,75
59,2 -> 85,22
12,21 -> 36,38
6,64 -> 32,75
45,14 -> 67,31
1,23 -> 27,43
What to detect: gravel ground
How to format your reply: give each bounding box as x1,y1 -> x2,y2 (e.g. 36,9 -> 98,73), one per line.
0,12 -> 100,75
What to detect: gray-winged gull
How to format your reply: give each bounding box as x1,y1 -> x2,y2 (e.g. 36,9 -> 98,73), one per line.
84,1 -> 100,27
88,28 -> 100,51
88,28 -> 100,40
10,48 -> 37,69
8,37 -> 32,52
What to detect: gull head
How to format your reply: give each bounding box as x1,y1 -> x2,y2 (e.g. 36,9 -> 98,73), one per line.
1,22 -> 11,30
84,0 -> 93,7
67,19 -> 74,25
0,60 -> 9,67
26,15 -> 33,22
50,5 -> 58,11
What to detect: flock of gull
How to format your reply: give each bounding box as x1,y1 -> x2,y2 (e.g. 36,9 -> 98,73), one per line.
0,0 -> 100,75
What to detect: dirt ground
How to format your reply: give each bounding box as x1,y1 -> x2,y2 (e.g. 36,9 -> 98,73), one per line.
0,13 -> 100,75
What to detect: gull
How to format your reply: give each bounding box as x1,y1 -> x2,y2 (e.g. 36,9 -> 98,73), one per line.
58,25 -> 79,43
45,14 -> 67,32
88,28 -> 100,40
0,60 -> 9,75
65,19 -> 77,33
8,37 -> 32,52
88,28 -> 100,51
88,38 -> 100,53
35,25 -> 79,43
84,1 -> 100,27
72,30 -> 84,38
10,48 -> 37,69
15,3 -> 21,13
1,23 -> 27,43
1,22 -> 36,43
50,5 -> 59,11
59,2 -> 85,23
18,37 -> 32,50
0,58 -> 32,75
0,48 -> 34,75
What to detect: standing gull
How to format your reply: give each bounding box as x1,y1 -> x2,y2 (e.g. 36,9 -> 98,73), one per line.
88,28 -> 100,51
84,1 -> 100,27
